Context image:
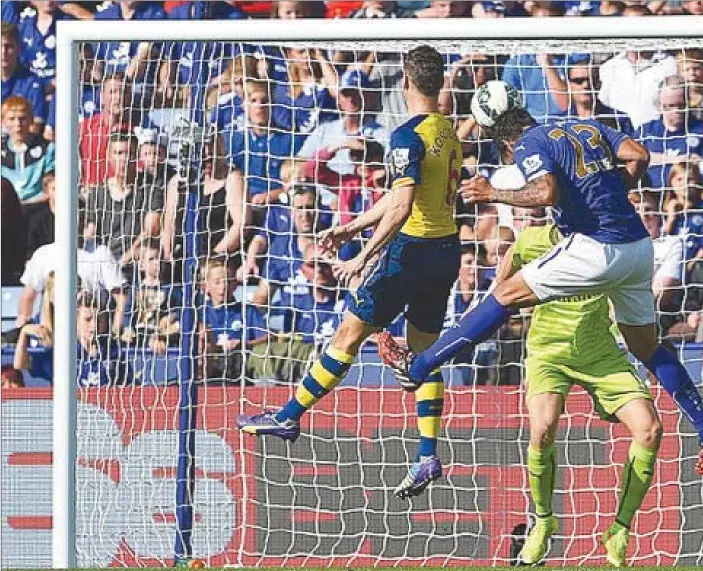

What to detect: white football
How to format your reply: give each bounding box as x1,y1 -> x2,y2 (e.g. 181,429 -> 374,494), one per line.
470,80 -> 521,128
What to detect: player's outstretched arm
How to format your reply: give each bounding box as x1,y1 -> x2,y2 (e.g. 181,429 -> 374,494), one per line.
332,185 -> 414,283
461,173 -> 560,208
616,138 -> 650,190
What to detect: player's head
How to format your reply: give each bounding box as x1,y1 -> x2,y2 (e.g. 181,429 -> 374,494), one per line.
489,107 -> 537,163
658,76 -> 687,131
1,95 -> 32,143
203,258 -> 229,306
403,45 -> 445,100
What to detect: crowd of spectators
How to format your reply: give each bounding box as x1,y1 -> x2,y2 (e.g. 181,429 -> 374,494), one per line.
1,0 -> 703,388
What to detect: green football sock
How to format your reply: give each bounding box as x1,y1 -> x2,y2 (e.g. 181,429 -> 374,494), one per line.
615,441 -> 657,528
527,444 -> 557,518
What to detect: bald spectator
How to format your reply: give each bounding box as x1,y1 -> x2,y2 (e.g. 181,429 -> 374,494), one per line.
1,22 -> 46,133
599,49 -> 677,129
637,76 -> 703,189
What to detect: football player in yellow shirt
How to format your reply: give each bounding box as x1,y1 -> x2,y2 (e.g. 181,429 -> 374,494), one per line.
238,44 -> 462,499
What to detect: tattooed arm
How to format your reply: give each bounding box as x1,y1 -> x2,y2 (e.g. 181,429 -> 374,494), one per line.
460,173 -> 559,207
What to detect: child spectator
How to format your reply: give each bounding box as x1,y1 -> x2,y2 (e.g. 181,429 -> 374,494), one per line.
247,243 -> 345,383
200,258 -> 268,381
13,271 -> 54,381
25,171 -> 55,259
664,162 -> 703,262
75,291 -> 132,387
1,95 -> 54,204
637,76 -> 703,189
677,48 -> 703,121
1,22 -> 46,132
1,177 -> 26,285
122,237 -> 181,354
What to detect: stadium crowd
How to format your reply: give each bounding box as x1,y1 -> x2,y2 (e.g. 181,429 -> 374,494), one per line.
1,0 -> 703,387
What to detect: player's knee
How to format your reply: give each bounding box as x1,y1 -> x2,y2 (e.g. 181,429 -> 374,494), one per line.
633,417 -> 663,450
530,422 -> 557,450
331,317 -> 369,355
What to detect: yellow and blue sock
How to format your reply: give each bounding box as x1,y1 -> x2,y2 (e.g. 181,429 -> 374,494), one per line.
415,369 -> 444,458
410,294 -> 510,381
276,346 -> 355,423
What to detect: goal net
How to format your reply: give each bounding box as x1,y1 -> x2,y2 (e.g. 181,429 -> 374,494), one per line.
4,19 -> 703,568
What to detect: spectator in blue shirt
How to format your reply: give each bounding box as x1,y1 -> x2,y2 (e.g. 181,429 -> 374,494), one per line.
17,2 -> 65,93
664,162 -> 703,262
92,1 -> 167,96
271,47 -> 339,135
1,22 -> 46,132
637,76 -> 703,189
247,242 -> 345,383
207,54 -> 257,133
168,1 -> 245,20
200,258 -> 268,381
224,79 -> 304,204
245,185 -> 331,306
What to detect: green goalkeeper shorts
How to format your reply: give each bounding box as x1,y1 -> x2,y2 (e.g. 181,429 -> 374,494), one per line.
525,357 -> 652,422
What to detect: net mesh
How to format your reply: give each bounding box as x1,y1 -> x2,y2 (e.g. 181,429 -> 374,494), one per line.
8,35 -> 703,567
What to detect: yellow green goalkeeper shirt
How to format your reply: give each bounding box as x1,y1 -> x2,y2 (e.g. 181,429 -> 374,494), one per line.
513,225 -> 628,368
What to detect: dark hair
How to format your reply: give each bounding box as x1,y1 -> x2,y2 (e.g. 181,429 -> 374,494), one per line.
404,45 -> 445,97
489,107 -> 537,156
350,139 -> 385,165
1,22 -> 18,44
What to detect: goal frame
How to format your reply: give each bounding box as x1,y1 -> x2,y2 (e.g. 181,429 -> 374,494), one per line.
54,15 -> 703,568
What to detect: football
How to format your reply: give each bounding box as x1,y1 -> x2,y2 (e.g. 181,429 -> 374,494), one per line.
470,80 -> 522,128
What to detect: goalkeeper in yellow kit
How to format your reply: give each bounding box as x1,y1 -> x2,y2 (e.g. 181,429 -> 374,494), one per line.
501,224 -> 662,567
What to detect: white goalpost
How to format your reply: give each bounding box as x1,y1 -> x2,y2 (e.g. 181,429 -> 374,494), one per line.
46,15 -> 703,569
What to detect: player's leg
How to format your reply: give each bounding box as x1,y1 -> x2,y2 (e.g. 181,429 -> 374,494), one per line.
379,233 -> 597,383
606,398 -> 661,567
519,361 -> 567,565
393,323 -> 445,498
610,269 -> 703,471
237,312 -> 377,440
238,241 -> 405,440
